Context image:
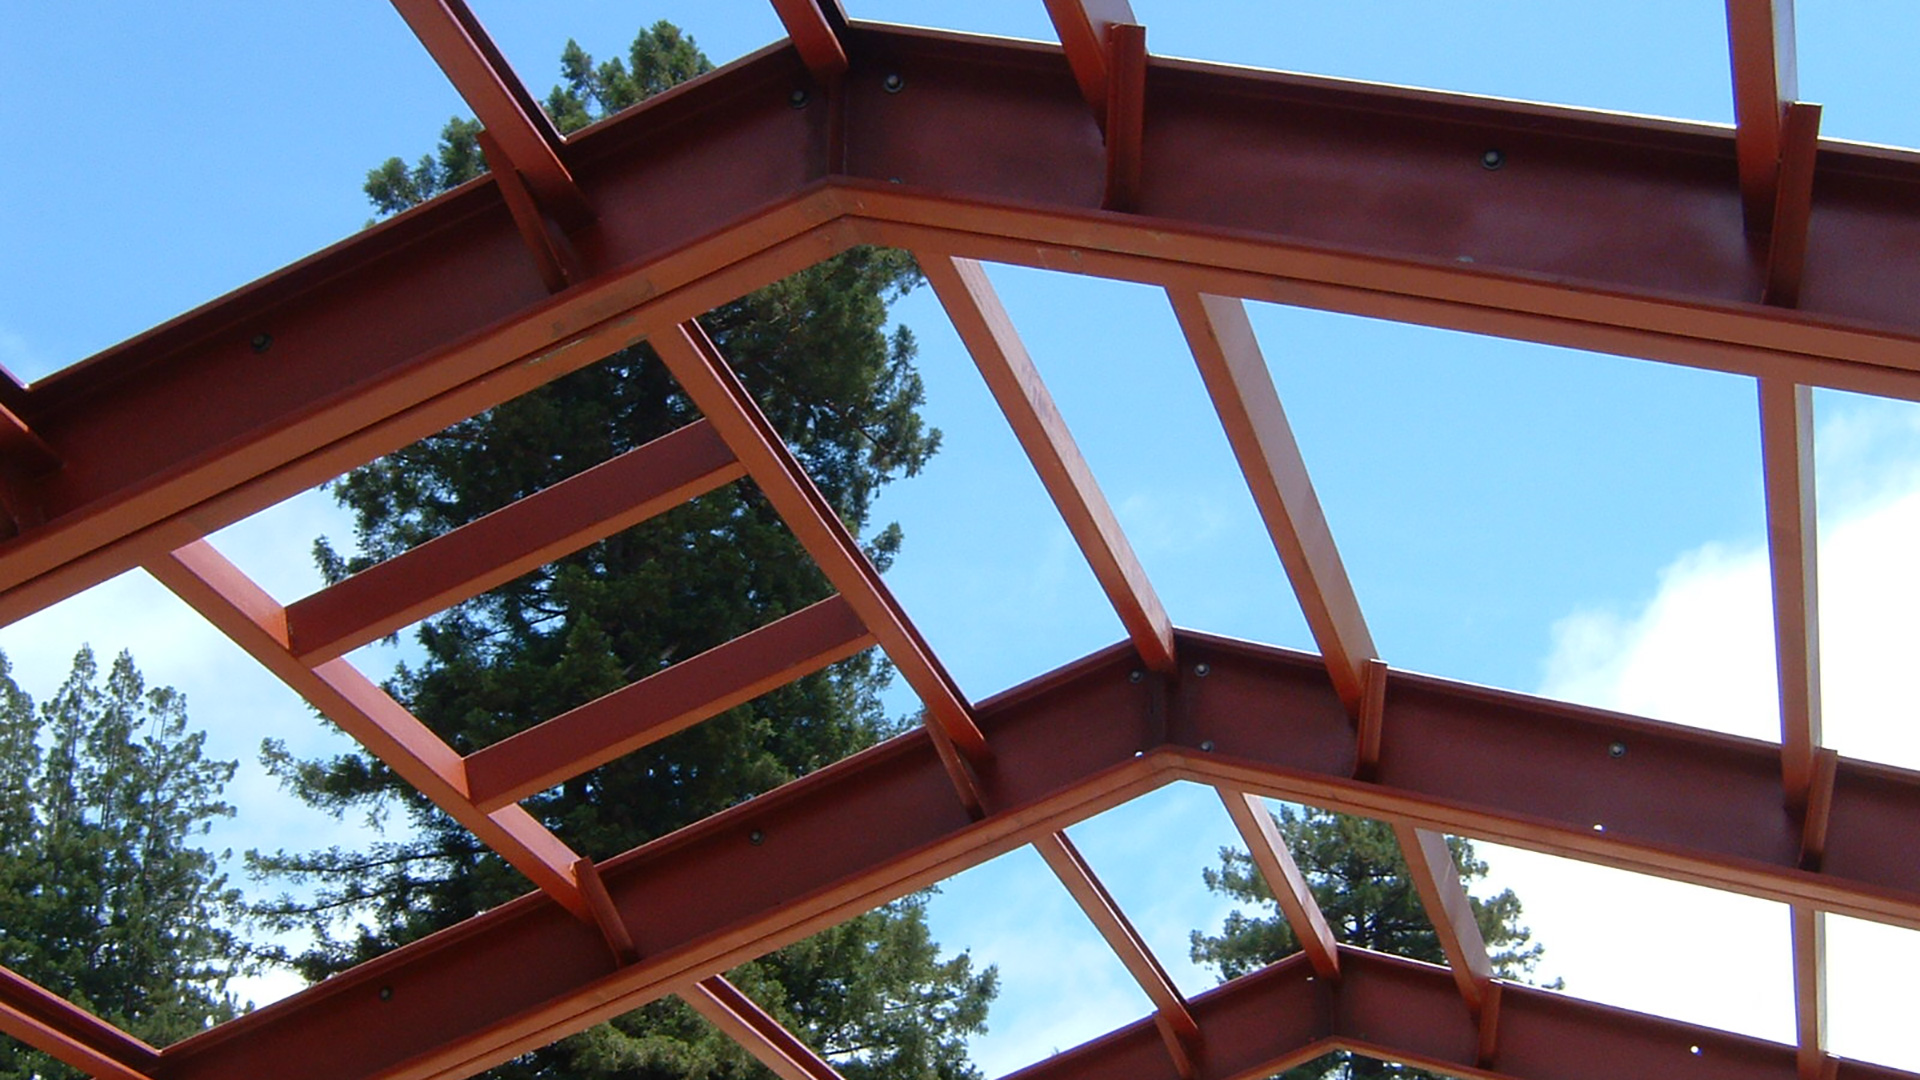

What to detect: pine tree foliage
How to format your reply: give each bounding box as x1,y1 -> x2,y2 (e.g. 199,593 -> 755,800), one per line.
0,648 -> 243,1080
251,21 -> 991,1080
1191,805 -> 1553,1080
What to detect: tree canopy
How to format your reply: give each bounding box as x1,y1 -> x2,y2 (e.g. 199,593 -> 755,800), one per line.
1192,804 -> 1552,1080
0,648 -> 243,1080
251,21 -> 991,1080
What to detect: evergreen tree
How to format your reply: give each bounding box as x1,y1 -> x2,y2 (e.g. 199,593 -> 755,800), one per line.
0,648 -> 243,1080
251,21 -> 992,1080
1191,805 -> 1552,1080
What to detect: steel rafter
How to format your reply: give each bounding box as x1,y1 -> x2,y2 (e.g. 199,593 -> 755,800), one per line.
6,7 -> 1920,1080
129,631 -> 1920,1080
26,24 -> 1920,634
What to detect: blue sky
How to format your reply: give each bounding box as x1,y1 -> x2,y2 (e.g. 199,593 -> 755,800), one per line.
4,2 -> 1920,1075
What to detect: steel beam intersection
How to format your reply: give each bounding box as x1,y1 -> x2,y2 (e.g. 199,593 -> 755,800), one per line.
137,630 -> 1920,1080
20,24 -> 1920,629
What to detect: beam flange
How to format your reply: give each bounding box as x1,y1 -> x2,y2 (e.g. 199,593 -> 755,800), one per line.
920,254 -> 1175,674
648,320 -> 990,767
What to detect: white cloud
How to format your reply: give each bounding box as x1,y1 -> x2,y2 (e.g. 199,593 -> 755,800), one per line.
1497,400 -> 1920,1071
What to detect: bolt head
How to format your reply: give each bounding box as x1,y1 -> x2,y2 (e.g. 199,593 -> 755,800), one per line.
1199,739 -> 1215,752
789,88 -> 810,108
1194,662 -> 1211,677
1128,670 -> 1144,683
250,332 -> 273,354
378,986 -> 393,1001
749,829 -> 765,845
1480,148 -> 1505,170
1608,741 -> 1627,758
883,73 -> 904,93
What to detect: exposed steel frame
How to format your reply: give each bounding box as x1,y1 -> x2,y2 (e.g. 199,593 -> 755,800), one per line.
1,2 -> 1912,1080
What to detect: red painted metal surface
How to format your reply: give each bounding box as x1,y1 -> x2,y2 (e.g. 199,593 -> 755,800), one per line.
769,0 -> 850,83
147,541 -> 593,920
390,0 -> 589,227
21,27 -> 1920,631
1792,905 -> 1829,1080
921,255 -> 1176,675
1101,23 -> 1146,212
465,596 -> 875,812
285,420 -> 742,665
1167,290 -> 1376,715
1217,788 -> 1341,980
0,966 -> 158,1080
684,976 -> 845,1080
1767,102 -> 1824,309
1726,0 -> 1798,234
1759,379 -> 1823,814
648,320 -> 989,767
1033,831 -> 1199,1078
1390,823 -> 1493,1015
137,631 -> 1920,1080
8,9 -> 1920,1080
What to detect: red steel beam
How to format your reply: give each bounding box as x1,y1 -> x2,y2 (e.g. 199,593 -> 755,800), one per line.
1792,905 -> 1829,1080
150,631 -> 1920,1080
146,540 -> 592,920
1759,379 -> 1823,814
1765,102 -> 1823,309
1390,822 -> 1494,1015
1216,789 -> 1341,980
390,0 -> 590,228
920,254 -> 1176,675
285,420 -> 742,665
0,965 -> 159,1080
1042,0 -> 1139,126
683,976 -> 844,1080
1167,290 -> 1376,715
769,0 -> 850,83
1033,831 -> 1201,1078
1000,947 -> 1913,1080
1726,0 -> 1798,236
1102,23 -> 1147,213
648,320 -> 989,766
466,595 -> 875,811
27,29 -> 1920,631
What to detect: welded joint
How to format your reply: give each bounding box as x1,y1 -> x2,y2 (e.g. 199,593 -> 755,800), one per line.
1352,658 -> 1388,781
1798,747 -> 1839,871
1763,101 -> 1822,308
572,857 -> 639,966
927,718 -> 988,820
1475,979 -> 1503,1068
1102,23 -> 1147,212
478,130 -> 585,294
1152,1012 -> 1202,1080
